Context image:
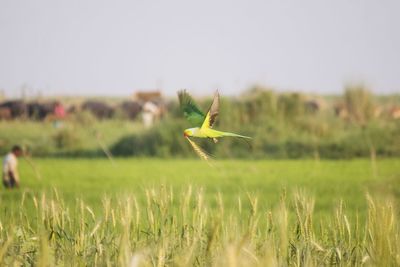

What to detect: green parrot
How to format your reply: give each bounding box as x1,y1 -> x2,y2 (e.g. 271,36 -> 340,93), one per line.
178,90 -> 251,160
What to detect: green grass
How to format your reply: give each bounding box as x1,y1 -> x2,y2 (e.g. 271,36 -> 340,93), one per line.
1,158 -> 397,218
0,120 -> 143,156
1,158 -> 399,266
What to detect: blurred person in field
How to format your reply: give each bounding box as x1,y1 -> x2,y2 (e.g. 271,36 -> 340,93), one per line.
53,101 -> 66,128
2,145 -> 23,189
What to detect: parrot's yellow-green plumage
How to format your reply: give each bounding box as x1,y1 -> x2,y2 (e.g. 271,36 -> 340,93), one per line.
178,90 -> 251,161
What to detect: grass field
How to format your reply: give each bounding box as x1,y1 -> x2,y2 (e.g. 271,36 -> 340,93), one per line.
0,158 -> 399,265
7,158 -> 400,213
0,120 -> 143,156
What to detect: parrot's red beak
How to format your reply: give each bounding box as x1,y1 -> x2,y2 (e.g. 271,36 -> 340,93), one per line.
183,132 -> 188,138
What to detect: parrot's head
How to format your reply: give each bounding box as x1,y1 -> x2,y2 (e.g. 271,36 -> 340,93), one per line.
183,128 -> 193,137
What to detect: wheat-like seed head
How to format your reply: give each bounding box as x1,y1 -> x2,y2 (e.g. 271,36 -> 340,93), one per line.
186,137 -> 212,164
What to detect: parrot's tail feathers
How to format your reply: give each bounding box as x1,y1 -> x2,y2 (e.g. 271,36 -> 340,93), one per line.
221,132 -> 252,148
223,132 -> 252,139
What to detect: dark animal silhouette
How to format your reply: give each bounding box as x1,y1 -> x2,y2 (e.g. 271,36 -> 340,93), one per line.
120,101 -> 142,120
0,107 -> 11,120
0,101 -> 27,118
81,101 -> 115,119
27,102 -> 57,120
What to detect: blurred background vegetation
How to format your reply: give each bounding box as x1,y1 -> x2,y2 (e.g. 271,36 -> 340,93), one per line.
0,86 -> 399,159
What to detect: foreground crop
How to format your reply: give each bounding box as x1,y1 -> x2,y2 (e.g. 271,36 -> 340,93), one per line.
0,186 -> 399,266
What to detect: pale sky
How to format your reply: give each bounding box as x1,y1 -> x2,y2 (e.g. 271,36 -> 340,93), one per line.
1,0 -> 399,97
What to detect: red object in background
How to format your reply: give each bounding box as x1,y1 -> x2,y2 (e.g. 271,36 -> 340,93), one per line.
54,104 -> 66,119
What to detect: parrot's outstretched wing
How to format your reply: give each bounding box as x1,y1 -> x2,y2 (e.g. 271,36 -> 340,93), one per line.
201,90 -> 220,130
178,90 -> 205,126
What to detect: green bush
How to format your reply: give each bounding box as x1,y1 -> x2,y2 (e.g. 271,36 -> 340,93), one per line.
111,120 -> 194,157
53,127 -> 81,150
69,110 -> 97,126
110,115 -> 400,159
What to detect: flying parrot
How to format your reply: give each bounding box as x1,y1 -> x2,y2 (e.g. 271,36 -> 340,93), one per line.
178,90 -> 251,161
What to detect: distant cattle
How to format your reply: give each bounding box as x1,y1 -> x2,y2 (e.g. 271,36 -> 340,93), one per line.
120,101 -> 142,120
0,100 -> 27,118
26,101 -> 65,121
28,102 -> 55,120
81,101 -> 115,119
0,107 -> 11,120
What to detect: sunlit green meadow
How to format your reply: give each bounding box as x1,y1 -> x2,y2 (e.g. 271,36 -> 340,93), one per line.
6,158 -> 399,212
